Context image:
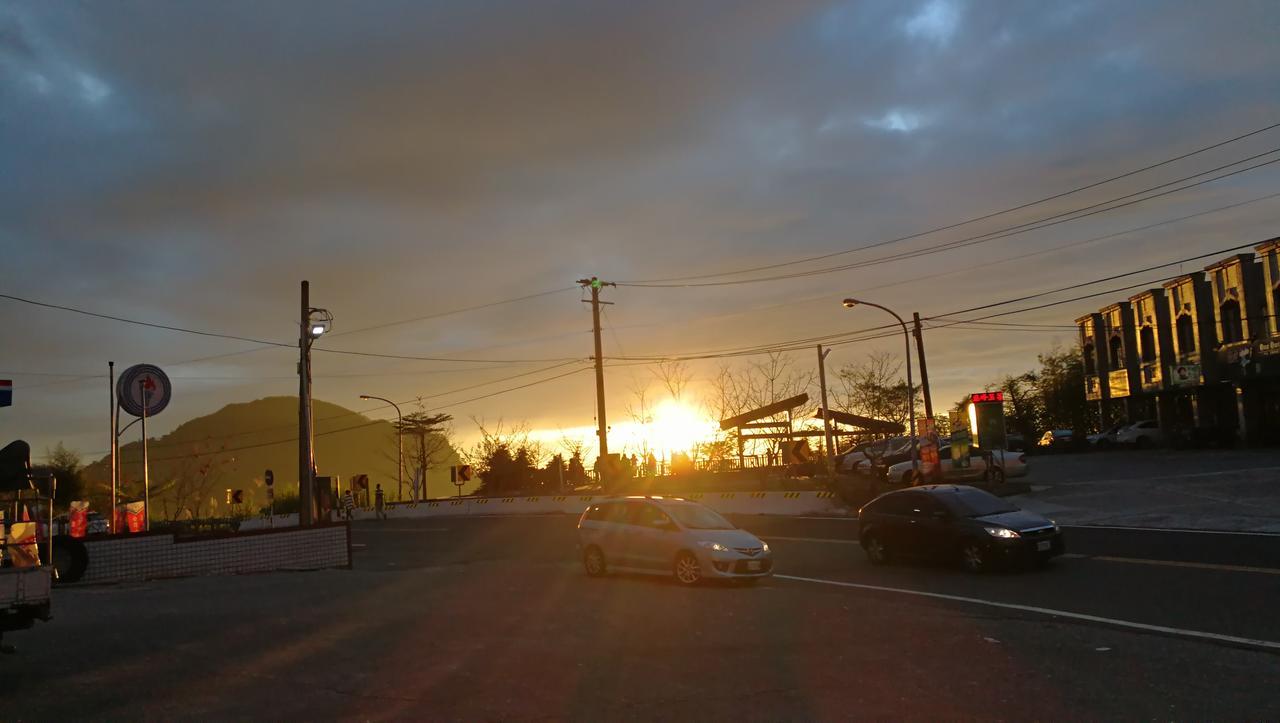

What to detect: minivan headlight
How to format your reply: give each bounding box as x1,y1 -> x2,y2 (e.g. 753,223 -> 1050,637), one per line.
697,541 -> 729,552
760,541 -> 770,553
984,526 -> 1020,539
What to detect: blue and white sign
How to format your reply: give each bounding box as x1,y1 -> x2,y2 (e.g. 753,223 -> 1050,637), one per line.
117,364 -> 171,418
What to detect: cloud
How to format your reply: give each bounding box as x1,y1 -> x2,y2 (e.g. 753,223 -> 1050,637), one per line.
903,0 -> 961,45
2,0 -> 1280,457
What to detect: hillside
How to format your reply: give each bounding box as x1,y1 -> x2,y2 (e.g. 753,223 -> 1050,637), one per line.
82,396 -> 468,519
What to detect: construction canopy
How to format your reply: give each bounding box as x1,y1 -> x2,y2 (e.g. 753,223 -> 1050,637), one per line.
719,393 -> 810,431
813,408 -> 904,435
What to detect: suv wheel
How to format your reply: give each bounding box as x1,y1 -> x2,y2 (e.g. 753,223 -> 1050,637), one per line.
674,551 -> 703,585
582,546 -> 607,577
863,533 -> 890,565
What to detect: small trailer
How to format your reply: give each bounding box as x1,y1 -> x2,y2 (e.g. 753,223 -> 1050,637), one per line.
1,441 -> 54,653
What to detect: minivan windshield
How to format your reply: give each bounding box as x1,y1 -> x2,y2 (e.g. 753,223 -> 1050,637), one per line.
940,487 -> 1019,517
666,503 -> 735,530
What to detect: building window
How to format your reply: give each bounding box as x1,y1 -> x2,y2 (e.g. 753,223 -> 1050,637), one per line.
1273,284 -> 1280,336
1083,344 -> 1096,375
1140,326 -> 1156,363
1268,253 -> 1280,287
1220,299 -> 1243,344
1214,269 -> 1227,301
1109,336 -> 1124,370
1176,314 -> 1196,354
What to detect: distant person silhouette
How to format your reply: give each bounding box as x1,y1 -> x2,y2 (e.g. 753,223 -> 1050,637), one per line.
342,488 -> 355,521
374,484 -> 387,520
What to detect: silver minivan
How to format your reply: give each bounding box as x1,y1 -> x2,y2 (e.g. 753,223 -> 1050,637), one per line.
577,496 -> 773,585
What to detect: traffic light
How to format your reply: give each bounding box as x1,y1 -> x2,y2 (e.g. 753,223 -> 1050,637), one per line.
264,469 -> 274,487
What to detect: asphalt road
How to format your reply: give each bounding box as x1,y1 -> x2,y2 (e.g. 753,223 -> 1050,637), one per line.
6,514 -> 1280,720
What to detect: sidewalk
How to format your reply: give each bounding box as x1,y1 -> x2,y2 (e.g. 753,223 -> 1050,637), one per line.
1009,449 -> 1280,533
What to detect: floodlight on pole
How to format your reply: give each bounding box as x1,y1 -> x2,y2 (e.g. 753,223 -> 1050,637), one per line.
840,297 -> 919,479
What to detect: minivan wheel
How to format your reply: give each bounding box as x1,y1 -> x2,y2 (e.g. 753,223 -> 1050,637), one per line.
863,533 -> 890,565
583,546 -> 607,577
674,551 -> 703,585
960,542 -> 988,573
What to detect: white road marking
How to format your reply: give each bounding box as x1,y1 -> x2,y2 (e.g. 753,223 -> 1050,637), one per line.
764,535 -> 859,545
356,528 -> 450,533
1062,524 -> 1280,537
775,573 -> 1280,652
1090,555 -> 1280,576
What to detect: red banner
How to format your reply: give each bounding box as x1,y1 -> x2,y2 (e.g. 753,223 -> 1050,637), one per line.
69,500 -> 89,538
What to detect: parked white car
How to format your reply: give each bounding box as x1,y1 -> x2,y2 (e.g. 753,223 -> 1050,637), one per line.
886,446 -> 1027,486
1115,420 -> 1163,449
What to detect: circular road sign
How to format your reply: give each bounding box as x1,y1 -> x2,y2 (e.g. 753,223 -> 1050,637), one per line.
117,364 -> 172,418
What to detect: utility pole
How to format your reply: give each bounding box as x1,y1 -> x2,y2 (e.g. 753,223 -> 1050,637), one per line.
912,312 -> 934,420
817,345 -> 834,477
912,312 -> 940,484
299,280 -> 313,526
108,361 -> 117,533
577,276 -> 615,485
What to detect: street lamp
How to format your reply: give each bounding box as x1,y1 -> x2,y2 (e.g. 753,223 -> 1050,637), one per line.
360,395 -> 404,502
841,298 -> 919,479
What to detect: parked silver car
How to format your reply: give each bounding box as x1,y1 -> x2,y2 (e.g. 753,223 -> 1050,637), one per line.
577,496 -> 773,585
885,446 -> 1027,485
1115,419 -> 1163,448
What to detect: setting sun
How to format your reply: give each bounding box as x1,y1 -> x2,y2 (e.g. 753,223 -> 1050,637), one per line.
647,399 -> 718,456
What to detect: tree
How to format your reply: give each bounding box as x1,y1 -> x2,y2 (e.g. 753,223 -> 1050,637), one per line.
394,410 -> 454,499
465,419 -> 544,496
993,373 -> 1042,445
154,440 -> 233,520
1035,346 -> 1097,436
40,443 -> 85,509
833,352 -> 919,430
702,352 -> 814,462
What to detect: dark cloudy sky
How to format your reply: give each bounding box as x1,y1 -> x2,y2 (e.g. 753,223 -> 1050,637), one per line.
3,0 -> 1279,461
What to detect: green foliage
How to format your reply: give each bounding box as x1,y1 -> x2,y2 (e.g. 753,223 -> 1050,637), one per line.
968,345 -> 1098,439
40,442 -> 85,509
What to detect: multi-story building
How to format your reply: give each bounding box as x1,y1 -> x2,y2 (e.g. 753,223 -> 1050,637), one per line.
1205,253 -> 1272,444
1099,301 -> 1142,423
1075,241 -> 1280,447
1129,288 -> 1174,425
1162,272 -> 1224,436
1077,311 -> 1110,414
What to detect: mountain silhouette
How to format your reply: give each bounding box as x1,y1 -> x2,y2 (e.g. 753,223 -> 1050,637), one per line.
83,396 -> 465,519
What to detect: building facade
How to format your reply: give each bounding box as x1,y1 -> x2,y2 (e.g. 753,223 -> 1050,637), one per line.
1075,241 -> 1280,446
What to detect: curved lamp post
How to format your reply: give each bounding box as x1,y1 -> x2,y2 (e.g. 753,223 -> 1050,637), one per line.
841,298 -> 920,478
360,395 -> 403,502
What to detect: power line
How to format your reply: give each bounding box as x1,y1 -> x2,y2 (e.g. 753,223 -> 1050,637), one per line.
619,150 -> 1280,288
120,364 -> 591,464
619,120 -> 1280,284
136,360 -> 587,451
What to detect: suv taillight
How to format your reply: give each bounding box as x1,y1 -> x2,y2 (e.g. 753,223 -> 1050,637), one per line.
1019,454 -> 1026,464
